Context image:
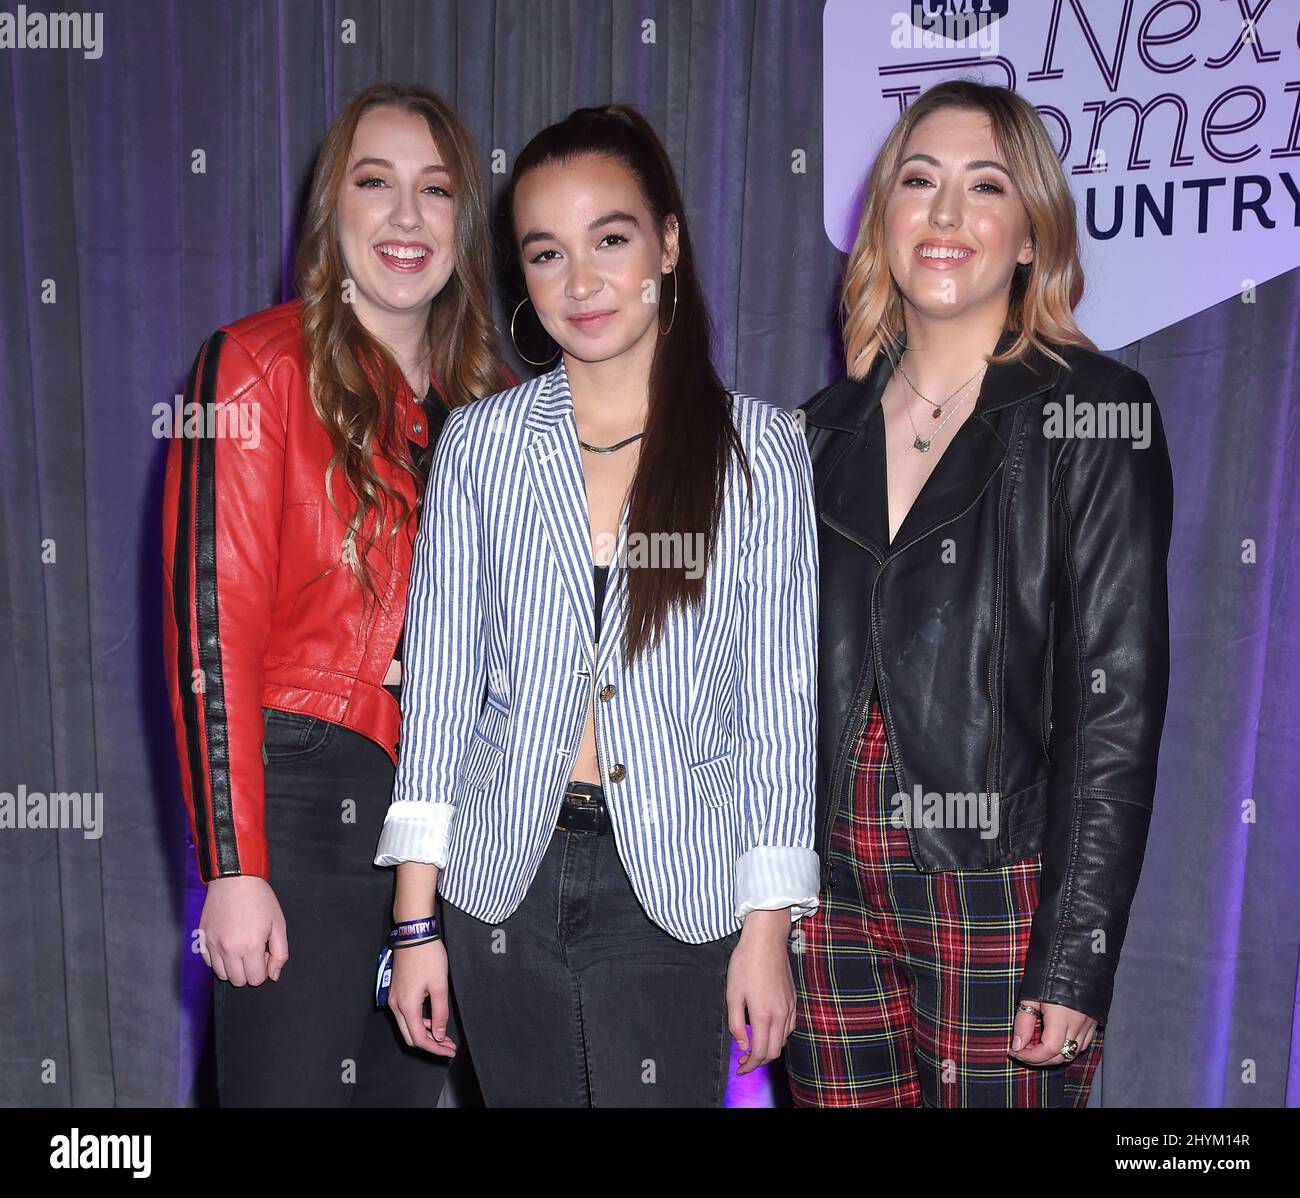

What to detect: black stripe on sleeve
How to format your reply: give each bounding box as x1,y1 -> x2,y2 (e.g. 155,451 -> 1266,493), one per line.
191,331 -> 241,875
172,337 -> 215,880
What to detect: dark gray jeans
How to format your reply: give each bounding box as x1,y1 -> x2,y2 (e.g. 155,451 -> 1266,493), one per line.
440,822 -> 741,1107
212,706 -> 457,1107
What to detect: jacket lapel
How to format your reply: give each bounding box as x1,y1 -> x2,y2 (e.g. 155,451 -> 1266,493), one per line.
886,404 -> 1007,550
524,362 -> 599,656
813,329 -> 1062,556
524,360 -> 638,673
814,348 -> 892,558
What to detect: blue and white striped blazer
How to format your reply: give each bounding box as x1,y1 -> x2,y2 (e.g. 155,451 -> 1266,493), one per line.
374,359 -> 820,943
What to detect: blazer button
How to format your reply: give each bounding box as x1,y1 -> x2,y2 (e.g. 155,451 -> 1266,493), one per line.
607,763 -> 627,783
412,421 -> 424,435
599,684 -> 616,702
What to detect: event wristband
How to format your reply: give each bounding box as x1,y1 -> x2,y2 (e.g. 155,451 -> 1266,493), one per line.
375,917 -> 441,1008
388,916 -> 438,944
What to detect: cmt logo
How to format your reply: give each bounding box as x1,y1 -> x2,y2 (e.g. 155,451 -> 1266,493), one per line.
908,0 -> 1009,32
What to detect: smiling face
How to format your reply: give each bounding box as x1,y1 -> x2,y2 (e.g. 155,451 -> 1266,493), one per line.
883,106 -> 1035,325
512,153 -> 678,366
335,105 -> 458,326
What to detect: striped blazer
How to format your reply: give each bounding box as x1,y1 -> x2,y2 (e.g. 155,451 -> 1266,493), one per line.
373,360 -> 820,943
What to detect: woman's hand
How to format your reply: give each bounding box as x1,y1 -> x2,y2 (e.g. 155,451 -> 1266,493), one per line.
388,938 -> 458,1058
726,909 -> 797,1075
1009,998 -> 1098,1066
198,876 -> 288,986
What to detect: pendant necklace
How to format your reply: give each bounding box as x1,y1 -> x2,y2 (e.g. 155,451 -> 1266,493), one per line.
895,359 -> 986,420
898,369 -> 985,453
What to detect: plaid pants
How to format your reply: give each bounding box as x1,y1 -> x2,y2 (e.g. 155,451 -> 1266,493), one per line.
786,689 -> 1103,1107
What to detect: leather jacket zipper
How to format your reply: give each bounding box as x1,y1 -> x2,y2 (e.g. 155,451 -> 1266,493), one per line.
819,576 -> 915,882
818,526 -> 885,887
867,584 -> 914,858
820,651 -> 873,887
982,406 -> 1033,811
1039,602 -> 1055,761
984,489 -> 1006,807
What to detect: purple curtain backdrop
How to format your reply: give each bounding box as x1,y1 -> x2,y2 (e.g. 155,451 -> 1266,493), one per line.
0,0 -> 1296,1108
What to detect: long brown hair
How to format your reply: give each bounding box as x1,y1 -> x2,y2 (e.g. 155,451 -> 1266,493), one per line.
842,79 -> 1095,376
510,105 -> 750,666
294,82 -> 509,601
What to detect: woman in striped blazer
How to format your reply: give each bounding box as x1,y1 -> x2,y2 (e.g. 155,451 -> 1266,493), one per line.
373,105 -> 821,1107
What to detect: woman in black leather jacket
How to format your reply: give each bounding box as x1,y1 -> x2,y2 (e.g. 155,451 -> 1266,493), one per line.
784,80 -> 1173,1108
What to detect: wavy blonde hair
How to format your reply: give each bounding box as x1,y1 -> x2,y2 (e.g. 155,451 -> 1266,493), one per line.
842,79 -> 1095,377
293,82 -> 509,601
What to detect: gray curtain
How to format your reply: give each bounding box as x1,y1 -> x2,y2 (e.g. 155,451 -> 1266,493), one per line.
0,0 -> 1295,1108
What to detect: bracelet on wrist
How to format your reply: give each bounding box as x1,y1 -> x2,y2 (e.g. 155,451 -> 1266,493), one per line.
389,916 -> 437,941
375,916 -> 440,1008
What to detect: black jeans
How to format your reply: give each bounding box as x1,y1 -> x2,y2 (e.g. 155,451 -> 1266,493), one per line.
211,704 -> 457,1107
440,812 -> 741,1107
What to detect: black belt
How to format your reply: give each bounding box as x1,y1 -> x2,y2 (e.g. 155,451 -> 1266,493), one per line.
557,782 -> 610,835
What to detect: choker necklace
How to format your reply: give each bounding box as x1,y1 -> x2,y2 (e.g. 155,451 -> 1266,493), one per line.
578,432 -> 644,454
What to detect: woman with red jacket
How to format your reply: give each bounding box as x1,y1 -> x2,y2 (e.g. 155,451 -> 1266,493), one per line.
161,82 -> 509,1106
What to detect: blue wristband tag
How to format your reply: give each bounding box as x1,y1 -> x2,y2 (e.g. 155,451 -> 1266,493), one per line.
389,916 -> 437,942
374,944 -> 393,1009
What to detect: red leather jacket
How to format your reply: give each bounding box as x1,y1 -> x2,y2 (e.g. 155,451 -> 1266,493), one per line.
162,299 -> 436,884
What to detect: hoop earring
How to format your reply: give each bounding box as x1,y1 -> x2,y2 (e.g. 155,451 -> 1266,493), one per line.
658,267 -> 678,337
510,296 -> 560,367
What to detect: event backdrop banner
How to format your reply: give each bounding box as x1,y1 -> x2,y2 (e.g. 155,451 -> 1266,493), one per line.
823,0 -> 1300,349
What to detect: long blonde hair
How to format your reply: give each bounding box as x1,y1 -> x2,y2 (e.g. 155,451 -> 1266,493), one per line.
293,82 -> 509,601
842,79 -> 1095,377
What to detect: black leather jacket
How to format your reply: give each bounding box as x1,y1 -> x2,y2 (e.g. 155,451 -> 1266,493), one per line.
800,329 -> 1173,1024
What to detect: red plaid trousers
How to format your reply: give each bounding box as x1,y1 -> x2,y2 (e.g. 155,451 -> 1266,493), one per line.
786,688 -> 1103,1107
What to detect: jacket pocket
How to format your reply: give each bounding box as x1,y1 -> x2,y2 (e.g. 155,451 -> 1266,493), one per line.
261,707 -> 336,762
458,697 -> 509,788
689,753 -> 734,808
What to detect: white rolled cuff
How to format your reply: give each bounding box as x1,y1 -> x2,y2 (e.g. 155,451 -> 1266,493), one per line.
373,800 -> 456,869
734,845 -> 821,923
